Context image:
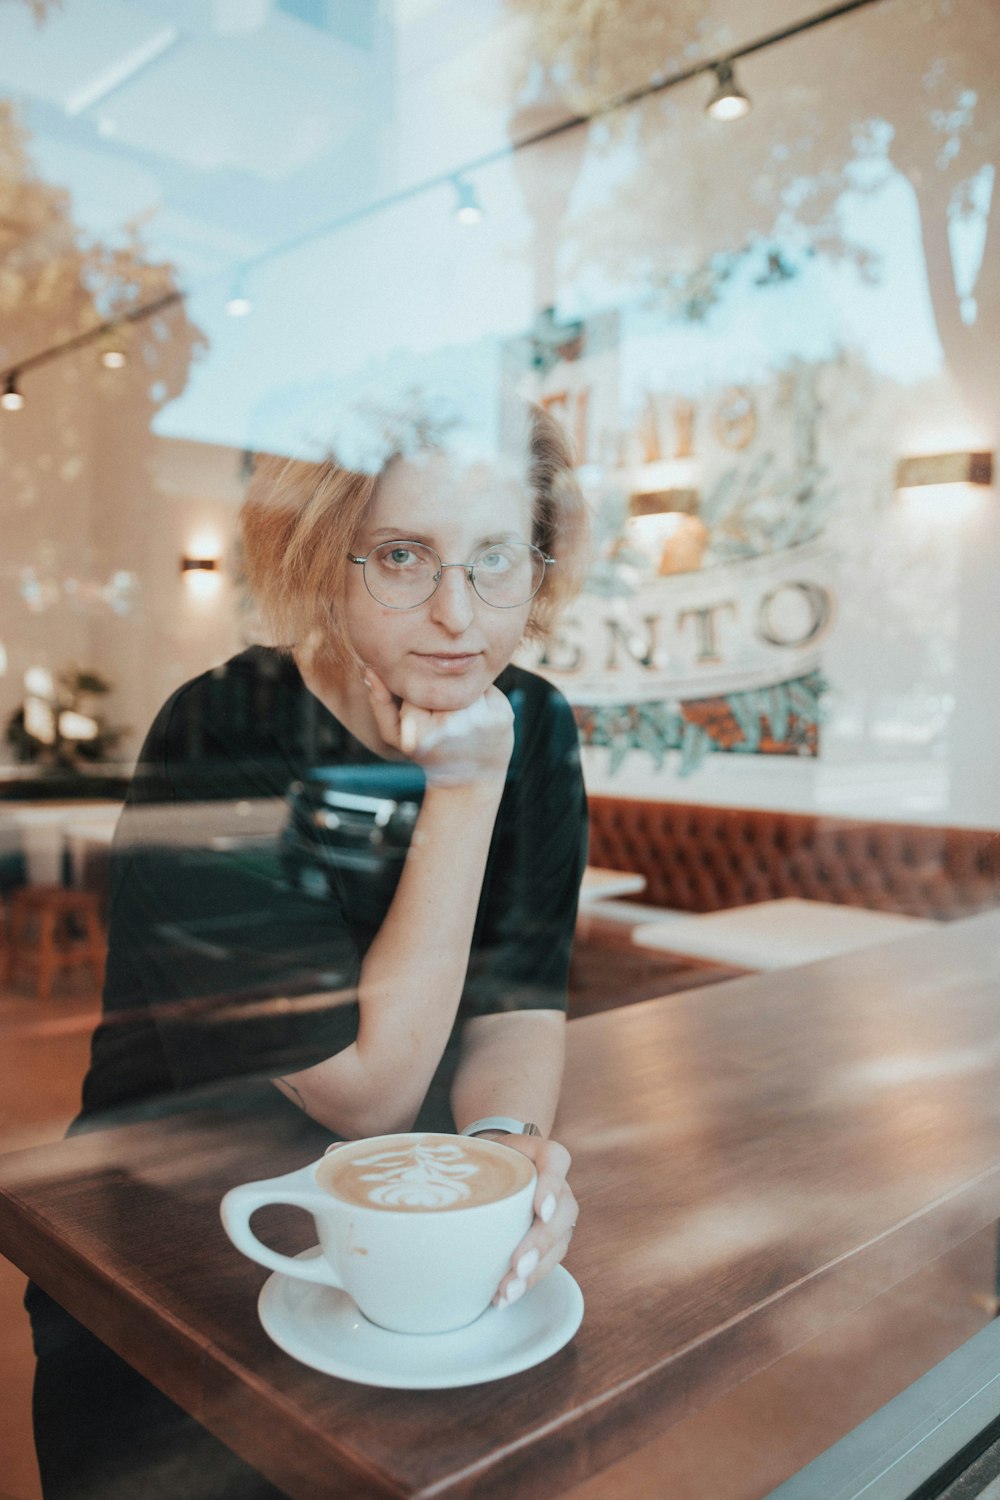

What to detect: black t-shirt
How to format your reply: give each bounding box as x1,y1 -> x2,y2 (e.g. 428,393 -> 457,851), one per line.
78,647 -> 588,1129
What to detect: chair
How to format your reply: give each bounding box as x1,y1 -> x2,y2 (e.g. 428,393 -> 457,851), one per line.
5,885 -> 106,1001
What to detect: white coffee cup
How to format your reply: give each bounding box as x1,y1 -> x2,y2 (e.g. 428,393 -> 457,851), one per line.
221,1131 -> 536,1334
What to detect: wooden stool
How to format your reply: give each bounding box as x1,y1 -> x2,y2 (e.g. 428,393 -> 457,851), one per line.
6,885 -> 106,1001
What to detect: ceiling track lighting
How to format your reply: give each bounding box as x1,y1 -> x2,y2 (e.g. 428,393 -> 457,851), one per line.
453,176 -> 484,226
706,60 -> 751,121
0,288 -> 181,407
1,373 -> 24,411
2,0 -> 884,394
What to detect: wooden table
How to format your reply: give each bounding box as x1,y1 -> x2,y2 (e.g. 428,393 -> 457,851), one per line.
2,913 -> 1000,1498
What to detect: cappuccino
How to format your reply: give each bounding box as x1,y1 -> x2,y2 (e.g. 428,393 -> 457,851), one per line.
317,1132 -> 532,1212
222,1131 -> 537,1332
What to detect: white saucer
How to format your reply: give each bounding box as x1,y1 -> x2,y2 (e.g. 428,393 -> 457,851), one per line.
257,1248 -> 584,1389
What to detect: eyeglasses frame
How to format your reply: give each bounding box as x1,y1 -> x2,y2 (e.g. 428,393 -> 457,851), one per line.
346,539 -> 556,611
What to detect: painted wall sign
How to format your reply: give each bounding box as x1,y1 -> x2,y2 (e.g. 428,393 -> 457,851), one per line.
506,309 -> 840,774
539,540 -> 834,696
522,540 -> 833,772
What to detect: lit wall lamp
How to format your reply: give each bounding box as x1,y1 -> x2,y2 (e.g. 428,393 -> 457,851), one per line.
628,470 -> 708,576
181,554 -> 222,599
894,451 -> 993,490
895,450 -> 994,519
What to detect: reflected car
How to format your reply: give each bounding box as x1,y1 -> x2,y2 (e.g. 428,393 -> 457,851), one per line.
280,763 -> 427,906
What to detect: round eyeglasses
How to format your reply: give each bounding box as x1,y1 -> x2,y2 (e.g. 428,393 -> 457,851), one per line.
347,540 -> 555,611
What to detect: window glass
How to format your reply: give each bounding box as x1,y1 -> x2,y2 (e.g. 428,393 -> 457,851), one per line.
0,2 -> 997,1497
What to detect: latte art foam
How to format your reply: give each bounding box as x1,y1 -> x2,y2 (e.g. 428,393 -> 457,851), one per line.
318,1133 -> 532,1212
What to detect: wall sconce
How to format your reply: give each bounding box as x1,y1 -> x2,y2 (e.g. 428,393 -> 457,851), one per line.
895,451 -> 994,520
627,478 -> 708,576
629,489 -> 699,521
895,452 -> 993,490
181,554 -> 222,599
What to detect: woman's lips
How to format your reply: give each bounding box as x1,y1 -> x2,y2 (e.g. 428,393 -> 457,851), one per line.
413,652 -> 482,673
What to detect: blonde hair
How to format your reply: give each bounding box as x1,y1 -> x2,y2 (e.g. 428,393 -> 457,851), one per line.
239,403 -> 590,668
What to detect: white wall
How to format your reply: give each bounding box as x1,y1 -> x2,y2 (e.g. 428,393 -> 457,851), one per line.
87,430 -> 248,758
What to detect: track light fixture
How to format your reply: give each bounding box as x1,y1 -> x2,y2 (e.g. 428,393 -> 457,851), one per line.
99,338 -> 127,369
453,176 -> 484,226
1,373 -> 24,411
706,60 -> 751,121
225,278 -> 252,317
0,288 -> 182,410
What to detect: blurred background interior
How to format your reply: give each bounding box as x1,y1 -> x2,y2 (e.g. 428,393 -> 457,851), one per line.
0,1 -> 997,1497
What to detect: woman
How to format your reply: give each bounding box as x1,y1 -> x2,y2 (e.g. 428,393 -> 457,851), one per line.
29,401 -> 591,1498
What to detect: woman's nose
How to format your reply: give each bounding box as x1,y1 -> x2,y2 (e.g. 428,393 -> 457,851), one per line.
429,565 -> 475,631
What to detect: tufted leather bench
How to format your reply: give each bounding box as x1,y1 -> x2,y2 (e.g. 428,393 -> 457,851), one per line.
586,797 -> 1000,922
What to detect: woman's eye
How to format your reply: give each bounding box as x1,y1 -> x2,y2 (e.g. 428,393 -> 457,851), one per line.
478,549 -> 512,573
382,547 -> 420,568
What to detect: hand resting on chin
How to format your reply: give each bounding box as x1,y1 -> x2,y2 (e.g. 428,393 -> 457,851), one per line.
363,667 -> 515,788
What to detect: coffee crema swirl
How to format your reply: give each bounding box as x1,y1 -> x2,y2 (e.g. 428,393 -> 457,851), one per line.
317,1133 -> 533,1212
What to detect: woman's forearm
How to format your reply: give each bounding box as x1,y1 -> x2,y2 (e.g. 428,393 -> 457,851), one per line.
450,1010 -> 566,1139
275,778 -> 505,1136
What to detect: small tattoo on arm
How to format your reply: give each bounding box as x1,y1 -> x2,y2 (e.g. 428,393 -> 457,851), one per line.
274,1076 -> 306,1111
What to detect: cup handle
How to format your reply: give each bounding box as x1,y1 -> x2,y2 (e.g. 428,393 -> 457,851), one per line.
220,1172 -> 344,1287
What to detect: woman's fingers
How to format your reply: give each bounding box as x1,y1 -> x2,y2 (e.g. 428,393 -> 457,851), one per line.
417,690 -> 515,786
490,1137 -> 576,1308
495,1183 -> 578,1308
532,1138 -> 572,1224
364,672 -> 515,783
366,670 -> 436,761
398,704 -> 433,756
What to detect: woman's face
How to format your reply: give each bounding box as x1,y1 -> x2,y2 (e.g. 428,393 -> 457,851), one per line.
343,452 -> 536,713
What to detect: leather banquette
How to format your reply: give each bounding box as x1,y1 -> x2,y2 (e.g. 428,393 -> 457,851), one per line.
586,796 -> 1000,922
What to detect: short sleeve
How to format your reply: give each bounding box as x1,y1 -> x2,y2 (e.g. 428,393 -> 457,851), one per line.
460,671 -> 587,1019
